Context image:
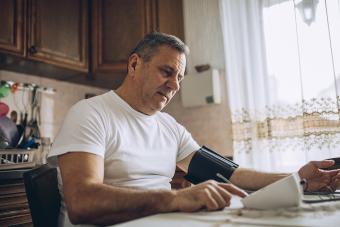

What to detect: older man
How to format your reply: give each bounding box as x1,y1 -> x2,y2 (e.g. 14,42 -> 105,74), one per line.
48,32 -> 340,227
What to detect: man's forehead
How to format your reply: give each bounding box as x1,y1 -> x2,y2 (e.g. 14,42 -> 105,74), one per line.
155,45 -> 185,56
152,46 -> 186,69
161,58 -> 186,76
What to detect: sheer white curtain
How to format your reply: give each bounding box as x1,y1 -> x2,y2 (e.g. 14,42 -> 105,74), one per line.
219,0 -> 340,172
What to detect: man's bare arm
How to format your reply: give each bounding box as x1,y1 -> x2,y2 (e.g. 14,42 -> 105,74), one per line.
232,161 -> 340,191
58,152 -> 178,225
176,152 -> 195,173
229,168 -> 288,190
58,152 -> 247,226
177,151 -> 287,190
177,150 -> 340,192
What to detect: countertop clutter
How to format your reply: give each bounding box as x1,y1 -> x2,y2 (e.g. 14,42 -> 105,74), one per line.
0,80 -> 53,226
0,150 -> 36,226
0,146 -> 40,226
0,80 -> 54,150
1,81 -> 44,150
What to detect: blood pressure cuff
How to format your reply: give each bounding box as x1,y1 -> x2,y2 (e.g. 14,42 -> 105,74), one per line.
184,146 -> 239,184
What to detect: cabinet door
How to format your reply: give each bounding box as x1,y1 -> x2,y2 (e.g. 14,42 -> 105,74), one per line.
157,0 -> 184,41
92,0 -> 157,73
28,0 -> 88,72
0,0 -> 26,56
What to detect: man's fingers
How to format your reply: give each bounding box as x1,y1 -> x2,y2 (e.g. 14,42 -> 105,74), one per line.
188,180 -> 247,212
324,169 -> 340,177
206,185 -> 228,208
218,183 -> 248,198
311,160 -> 335,169
332,179 -> 340,190
213,185 -> 232,207
175,180 -> 238,212
331,173 -> 340,190
195,181 -> 235,211
332,172 -> 340,180
203,188 -> 219,211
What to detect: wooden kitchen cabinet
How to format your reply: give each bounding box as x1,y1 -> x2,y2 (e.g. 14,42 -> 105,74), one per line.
92,0 -> 157,73
92,0 -> 184,75
157,0 -> 184,40
0,0 -> 88,72
0,0 -> 26,56
0,0 -> 185,89
27,0 -> 88,72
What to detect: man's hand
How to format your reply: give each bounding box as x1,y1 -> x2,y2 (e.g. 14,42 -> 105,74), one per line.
171,180 -> 248,212
298,160 -> 340,191
331,172 -> 340,190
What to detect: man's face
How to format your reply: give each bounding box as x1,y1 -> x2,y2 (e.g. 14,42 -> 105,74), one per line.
134,45 -> 186,114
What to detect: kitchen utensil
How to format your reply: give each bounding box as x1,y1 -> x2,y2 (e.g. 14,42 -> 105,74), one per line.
0,116 -> 20,148
0,134 -> 10,149
0,102 -> 9,116
0,82 -> 10,98
16,113 -> 27,148
11,82 -> 19,93
26,86 -> 40,139
10,110 -> 18,123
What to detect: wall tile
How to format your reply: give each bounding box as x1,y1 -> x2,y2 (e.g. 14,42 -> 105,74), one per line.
0,70 -> 107,141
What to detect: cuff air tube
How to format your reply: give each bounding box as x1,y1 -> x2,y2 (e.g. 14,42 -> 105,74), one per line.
184,146 -> 239,184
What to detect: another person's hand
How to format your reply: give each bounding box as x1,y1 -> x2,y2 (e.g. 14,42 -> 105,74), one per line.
171,180 -> 247,212
298,160 -> 340,191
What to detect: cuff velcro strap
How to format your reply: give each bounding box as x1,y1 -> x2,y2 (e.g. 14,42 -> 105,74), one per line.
184,146 -> 239,184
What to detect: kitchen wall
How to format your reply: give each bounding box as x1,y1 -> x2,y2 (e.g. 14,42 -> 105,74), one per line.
0,70 -> 107,141
164,0 -> 233,156
0,0 -> 233,156
183,0 -> 225,73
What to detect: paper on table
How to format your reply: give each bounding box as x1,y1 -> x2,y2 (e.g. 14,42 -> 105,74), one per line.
241,172 -> 303,209
221,215 -> 340,227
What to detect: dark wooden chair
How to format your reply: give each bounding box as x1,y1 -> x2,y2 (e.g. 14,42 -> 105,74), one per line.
23,164 -> 61,227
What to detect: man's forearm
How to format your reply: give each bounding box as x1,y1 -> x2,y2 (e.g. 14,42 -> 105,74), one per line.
230,168 -> 288,191
59,152 -> 248,226
67,183 -> 177,225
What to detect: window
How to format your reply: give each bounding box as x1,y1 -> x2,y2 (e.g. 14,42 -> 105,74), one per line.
263,0 -> 340,105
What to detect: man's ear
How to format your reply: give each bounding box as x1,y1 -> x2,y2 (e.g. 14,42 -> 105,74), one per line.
127,53 -> 140,76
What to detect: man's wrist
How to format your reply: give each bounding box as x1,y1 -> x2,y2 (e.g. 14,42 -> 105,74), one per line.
299,178 -> 308,191
160,190 -> 178,213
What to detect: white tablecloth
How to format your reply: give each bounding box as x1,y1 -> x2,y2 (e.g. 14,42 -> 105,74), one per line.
114,196 -> 340,227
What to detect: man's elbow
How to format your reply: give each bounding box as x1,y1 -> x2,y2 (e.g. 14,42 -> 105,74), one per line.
66,196 -> 91,224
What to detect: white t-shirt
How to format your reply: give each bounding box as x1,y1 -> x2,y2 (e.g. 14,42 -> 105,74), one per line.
47,90 -> 200,227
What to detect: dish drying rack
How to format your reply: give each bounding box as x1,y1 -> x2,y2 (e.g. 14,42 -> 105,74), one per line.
0,149 -> 38,170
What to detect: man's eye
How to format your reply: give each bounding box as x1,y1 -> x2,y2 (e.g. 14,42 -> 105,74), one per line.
162,69 -> 171,77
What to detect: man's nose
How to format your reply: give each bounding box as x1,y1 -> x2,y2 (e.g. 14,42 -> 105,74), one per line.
167,77 -> 180,91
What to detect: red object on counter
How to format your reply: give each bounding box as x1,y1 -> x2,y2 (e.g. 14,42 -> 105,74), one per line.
11,82 -> 19,93
0,102 -> 9,116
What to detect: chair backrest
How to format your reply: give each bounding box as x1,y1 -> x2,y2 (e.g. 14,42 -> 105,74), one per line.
23,164 -> 61,227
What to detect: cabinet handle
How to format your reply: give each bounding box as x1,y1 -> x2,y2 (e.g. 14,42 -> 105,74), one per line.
29,46 -> 38,54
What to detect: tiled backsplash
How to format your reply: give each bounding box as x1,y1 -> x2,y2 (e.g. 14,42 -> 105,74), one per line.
0,70 -> 107,141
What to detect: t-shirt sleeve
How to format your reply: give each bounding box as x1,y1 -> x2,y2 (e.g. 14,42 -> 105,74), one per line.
47,100 -> 106,166
175,123 -> 200,162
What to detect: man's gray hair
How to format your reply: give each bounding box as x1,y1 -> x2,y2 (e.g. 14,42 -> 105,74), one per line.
129,32 -> 189,62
